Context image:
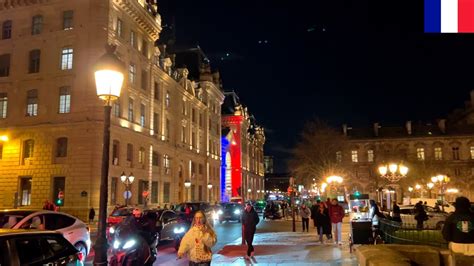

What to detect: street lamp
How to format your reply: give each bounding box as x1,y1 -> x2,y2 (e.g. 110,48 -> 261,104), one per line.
427,182 -> 434,198
93,45 -> 125,266
207,183 -> 213,203
120,172 -> 135,206
378,163 -> 408,182
184,180 -> 191,202
0,135 -> 8,142
326,176 -> 343,198
415,184 -> 423,198
431,174 -> 450,211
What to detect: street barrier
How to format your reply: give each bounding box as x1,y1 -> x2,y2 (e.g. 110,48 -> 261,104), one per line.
379,218 -> 447,248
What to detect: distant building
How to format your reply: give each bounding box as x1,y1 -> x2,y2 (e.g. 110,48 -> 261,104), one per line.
340,91 -> 474,201
264,173 -> 291,193
264,156 -> 274,174
221,91 -> 265,202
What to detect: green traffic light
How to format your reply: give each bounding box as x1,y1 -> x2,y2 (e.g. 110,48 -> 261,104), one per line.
56,199 -> 63,206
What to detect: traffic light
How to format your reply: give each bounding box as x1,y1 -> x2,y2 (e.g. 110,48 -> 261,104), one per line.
56,190 -> 64,206
56,198 -> 63,206
353,191 -> 361,199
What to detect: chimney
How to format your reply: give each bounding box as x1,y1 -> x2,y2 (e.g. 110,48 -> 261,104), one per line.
406,121 -> 412,135
342,124 -> 348,136
373,123 -> 379,137
438,119 -> 446,134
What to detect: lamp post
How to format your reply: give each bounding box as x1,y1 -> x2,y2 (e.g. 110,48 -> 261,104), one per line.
120,172 -> 135,206
207,183 -> 213,203
247,188 -> 252,201
415,184 -> 422,198
184,180 -> 191,202
93,45 -> 125,265
431,174 -> 450,212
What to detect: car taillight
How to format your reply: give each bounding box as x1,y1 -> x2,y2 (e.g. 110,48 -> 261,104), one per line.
76,252 -> 84,262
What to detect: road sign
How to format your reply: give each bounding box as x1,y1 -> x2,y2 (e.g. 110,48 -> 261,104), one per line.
123,190 -> 132,199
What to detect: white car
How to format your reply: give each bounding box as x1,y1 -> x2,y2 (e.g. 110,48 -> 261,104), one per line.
398,205 -> 448,229
0,210 -> 91,261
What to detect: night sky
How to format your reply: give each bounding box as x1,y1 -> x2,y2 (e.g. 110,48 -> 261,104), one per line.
159,0 -> 474,172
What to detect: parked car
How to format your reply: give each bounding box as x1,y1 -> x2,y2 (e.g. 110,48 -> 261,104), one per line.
143,209 -> 184,243
264,202 -> 284,220
218,203 -> 243,223
0,229 -> 85,265
107,206 -> 135,227
398,205 -> 448,229
173,202 -> 214,225
0,210 -> 90,261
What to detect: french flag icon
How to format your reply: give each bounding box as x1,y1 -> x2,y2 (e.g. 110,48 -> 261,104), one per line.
425,0 -> 474,33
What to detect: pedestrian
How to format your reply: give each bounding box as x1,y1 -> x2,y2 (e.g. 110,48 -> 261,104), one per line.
369,200 -> 382,227
242,202 -> 260,259
329,198 -> 345,245
392,203 -> 402,223
163,204 -> 168,210
300,204 -> 311,232
281,201 -> 287,218
315,201 -> 332,243
177,210 -> 217,266
442,196 -> 474,265
310,200 -> 320,228
414,201 -> 428,230
88,208 -> 95,224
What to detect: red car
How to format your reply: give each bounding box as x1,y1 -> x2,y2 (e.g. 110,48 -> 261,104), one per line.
106,207 -> 134,239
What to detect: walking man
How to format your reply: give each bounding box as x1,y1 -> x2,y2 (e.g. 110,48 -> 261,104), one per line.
310,200 -> 320,228
242,202 -> 260,259
300,204 -> 311,232
329,198 -> 345,245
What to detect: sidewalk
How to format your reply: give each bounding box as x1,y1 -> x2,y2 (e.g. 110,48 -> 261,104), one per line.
211,219 -> 358,265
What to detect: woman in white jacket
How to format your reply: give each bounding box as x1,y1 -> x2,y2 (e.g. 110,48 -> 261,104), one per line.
177,210 -> 217,266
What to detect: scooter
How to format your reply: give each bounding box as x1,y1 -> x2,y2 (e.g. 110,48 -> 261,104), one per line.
109,223 -> 158,265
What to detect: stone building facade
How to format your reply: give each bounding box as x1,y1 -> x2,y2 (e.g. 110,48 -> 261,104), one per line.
0,0 -> 223,220
221,91 -> 265,202
340,91 -> 474,201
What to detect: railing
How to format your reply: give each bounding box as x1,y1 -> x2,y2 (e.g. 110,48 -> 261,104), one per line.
379,218 -> 448,248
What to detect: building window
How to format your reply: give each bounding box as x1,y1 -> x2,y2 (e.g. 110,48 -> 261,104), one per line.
165,119 -> 170,140
336,151 -> 342,163
138,147 -> 145,164
140,104 -> 145,127
0,54 -> 10,77
199,113 -> 203,127
367,150 -> 374,162
191,184 -> 196,201
452,147 -> 460,160
130,31 -> 136,48
470,146 -> 474,160
31,15 -> 43,35
113,99 -> 121,117
454,168 -> 461,177
351,150 -> 358,163
112,140 -> 119,165
2,20 -> 12,40
192,108 -> 196,123
198,185 -> 203,201
152,151 -> 159,166
56,137 -> 68,157
153,113 -> 159,134
128,98 -> 134,121
58,86 -> 71,114
138,180 -> 147,204
62,10 -> 73,30
434,147 -> 443,160
61,48 -> 73,70
116,18 -> 123,37
26,89 -> 38,116
142,41 -> 148,57
52,177 -> 65,205
111,177 -> 118,204
151,181 -> 158,203
29,49 -> 41,73
192,132 -> 196,149
181,126 -> 186,143
163,182 -> 170,203
126,143 -> 133,163
19,177 -> 32,206
163,154 -> 170,172
165,91 -> 170,108
0,92 -> 7,118
22,139 -> 34,164
199,164 -> 203,175
141,70 -> 147,90
154,82 -> 160,100
129,64 -> 136,84
182,100 -> 186,115
417,148 -> 425,161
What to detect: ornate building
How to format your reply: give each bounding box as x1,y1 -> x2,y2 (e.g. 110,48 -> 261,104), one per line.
0,0 -> 223,220
221,91 -> 265,202
340,91 -> 474,201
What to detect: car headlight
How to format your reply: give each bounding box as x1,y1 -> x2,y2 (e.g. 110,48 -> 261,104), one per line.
234,209 -> 241,215
123,239 -> 136,250
212,212 -> 219,220
174,227 -> 185,234
113,240 -> 120,249
109,227 -> 115,234
218,210 -> 223,215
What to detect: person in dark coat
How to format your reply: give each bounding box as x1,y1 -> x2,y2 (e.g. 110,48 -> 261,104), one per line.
315,201 -> 331,243
310,200 -> 320,228
88,208 -> 95,224
442,197 -> 474,265
414,201 -> 428,230
242,202 -> 259,259
392,203 -> 402,223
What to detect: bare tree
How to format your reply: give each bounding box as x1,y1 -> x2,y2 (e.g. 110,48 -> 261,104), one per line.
289,119 -> 349,187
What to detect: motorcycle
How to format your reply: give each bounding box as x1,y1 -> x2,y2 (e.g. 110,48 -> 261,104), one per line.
108,222 -> 158,265
171,215 -> 190,251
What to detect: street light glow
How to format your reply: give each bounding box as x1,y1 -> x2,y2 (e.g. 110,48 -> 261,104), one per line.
408,186 -> 413,192
0,135 -> 8,142
427,182 -> 434,189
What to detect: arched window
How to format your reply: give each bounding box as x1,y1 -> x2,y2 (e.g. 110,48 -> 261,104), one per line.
56,137 -> 68,157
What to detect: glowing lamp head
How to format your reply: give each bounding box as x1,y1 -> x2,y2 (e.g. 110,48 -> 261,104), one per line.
0,135 -> 8,142
388,164 -> 398,174
378,165 -> 388,176
94,45 -> 125,104
415,184 -> 421,190
120,172 -> 127,183
207,183 -> 213,189
431,176 -> 438,183
247,189 -> 252,193
408,186 -> 413,192
437,175 -> 444,182
184,180 -> 191,188
427,183 -> 434,189
399,165 -> 408,176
